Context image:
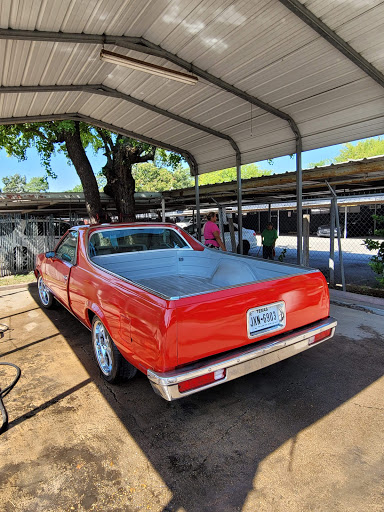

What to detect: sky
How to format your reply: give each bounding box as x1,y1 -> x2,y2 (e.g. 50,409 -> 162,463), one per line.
0,137 -> 376,192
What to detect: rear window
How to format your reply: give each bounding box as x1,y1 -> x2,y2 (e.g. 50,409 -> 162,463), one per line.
89,227 -> 189,256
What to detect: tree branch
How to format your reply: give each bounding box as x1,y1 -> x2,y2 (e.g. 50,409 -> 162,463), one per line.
97,128 -> 114,153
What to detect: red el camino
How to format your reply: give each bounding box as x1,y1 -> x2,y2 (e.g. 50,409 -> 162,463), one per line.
35,223 -> 336,400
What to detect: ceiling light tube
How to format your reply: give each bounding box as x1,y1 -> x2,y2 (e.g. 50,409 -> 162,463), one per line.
100,49 -> 198,86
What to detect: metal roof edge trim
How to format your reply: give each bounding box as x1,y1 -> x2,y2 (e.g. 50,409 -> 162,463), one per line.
278,0 -> 384,89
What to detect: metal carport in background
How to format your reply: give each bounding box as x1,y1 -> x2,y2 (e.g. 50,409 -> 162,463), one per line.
1,0 -> 384,263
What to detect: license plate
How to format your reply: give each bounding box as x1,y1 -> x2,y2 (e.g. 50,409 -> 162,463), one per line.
247,301 -> 285,338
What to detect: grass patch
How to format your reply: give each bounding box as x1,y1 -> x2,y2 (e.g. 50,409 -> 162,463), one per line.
0,272 -> 36,287
345,284 -> 384,299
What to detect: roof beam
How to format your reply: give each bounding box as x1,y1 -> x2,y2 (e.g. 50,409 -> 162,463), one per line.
0,84 -> 240,158
0,28 -> 301,141
278,0 -> 384,89
0,113 -> 199,175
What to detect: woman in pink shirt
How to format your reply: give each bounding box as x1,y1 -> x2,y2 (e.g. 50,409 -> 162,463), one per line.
203,212 -> 226,251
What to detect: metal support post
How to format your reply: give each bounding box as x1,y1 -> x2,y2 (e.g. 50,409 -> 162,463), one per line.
268,204 -> 271,222
329,198 -> 336,287
236,157 -> 243,254
296,144 -> 303,265
194,174 -> 201,242
374,204 -> 377,234
334,201 -> 346,291
258,211 -> 261,234
326,182 -> 346,291
227,214 -> 236,252
344,206 -> 347,239
161,198 -> 166,222
277,209 -> 280,236
218,206 -> 225,250
302,214 -> 310,267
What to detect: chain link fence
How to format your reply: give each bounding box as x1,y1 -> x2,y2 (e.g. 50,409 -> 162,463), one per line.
242,202 -> 384,287
2,204 -> 383,288
0,215 -> 73,276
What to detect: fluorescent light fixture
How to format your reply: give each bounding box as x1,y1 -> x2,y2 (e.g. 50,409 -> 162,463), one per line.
100,49 -> 198,86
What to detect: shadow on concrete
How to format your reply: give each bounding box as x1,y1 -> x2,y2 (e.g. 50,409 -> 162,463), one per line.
20,284 -> 384,512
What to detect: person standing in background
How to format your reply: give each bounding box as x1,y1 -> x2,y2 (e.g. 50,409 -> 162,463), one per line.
261,222 -> 278,260
203,212 -> 226,251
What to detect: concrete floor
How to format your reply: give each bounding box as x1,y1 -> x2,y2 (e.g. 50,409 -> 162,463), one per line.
0,283 -> 383,512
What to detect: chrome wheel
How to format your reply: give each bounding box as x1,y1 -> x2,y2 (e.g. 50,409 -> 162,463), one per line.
93,319 -> 114,376
38,275 -> 54,308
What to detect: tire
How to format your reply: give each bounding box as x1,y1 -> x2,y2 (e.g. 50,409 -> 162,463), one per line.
91,316 -> 137,384
37,275 -> 55,309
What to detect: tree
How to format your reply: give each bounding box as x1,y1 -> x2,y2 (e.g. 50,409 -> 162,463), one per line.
26,176 -> 49,192
198,163 -> 270,185
364,215 -> 384,287
66,174 -> 106,193
2,173 -> 49,193
133,162 -> 193,192
66,184 -> 84,193
0,121 -> 104,223
333,137 -> 384,162
97,134 -> 157,221
0,121 -> 183,222
308,136 -> 384,168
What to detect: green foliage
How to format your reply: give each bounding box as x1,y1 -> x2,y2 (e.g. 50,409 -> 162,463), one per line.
26,176 -> 49,192
307,159 -> 332,168
198,163 -> 270,186
66,174 -> 106,193
309,137 -> 384,168
66,184 -> 84,192
1,173 -> 49,193
364,214 -> 384,287
278,248 -> 287,262
133,163 -> 193,192
334,137 -> 384,162
155,148 -> 184,170
0,121 -> 78,178
2,173 -> 27,193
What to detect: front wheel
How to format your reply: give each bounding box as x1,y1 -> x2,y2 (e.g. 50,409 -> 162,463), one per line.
37,275 -> 55,309
92,316 -> 137,384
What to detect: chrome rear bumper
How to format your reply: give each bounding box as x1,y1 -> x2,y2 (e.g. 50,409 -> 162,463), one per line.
147,317 -> 337,401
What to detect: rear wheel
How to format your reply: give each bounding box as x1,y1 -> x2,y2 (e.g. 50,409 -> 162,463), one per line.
37,275 -> 55,309
92,316 -> 137,383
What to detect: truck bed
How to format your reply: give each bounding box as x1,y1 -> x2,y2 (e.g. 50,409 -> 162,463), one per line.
91,249 -> 315,299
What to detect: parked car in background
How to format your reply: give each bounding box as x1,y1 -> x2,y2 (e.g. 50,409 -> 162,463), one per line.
316,225 -> 343,237
180,221 -> 257,252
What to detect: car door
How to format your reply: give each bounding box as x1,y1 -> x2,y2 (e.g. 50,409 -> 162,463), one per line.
44,230 -> 78,308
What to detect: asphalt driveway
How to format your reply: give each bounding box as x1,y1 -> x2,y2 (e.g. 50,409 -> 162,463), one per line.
0,283 -> 383,512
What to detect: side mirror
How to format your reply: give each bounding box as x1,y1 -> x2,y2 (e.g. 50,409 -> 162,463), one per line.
45,251 -> 55,259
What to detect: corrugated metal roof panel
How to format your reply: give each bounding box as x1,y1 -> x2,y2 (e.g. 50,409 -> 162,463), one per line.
0,0 -> 384,176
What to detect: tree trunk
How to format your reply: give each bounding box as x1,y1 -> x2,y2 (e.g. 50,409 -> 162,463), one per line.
103,142 -> 137,222
63,122 -> 105,224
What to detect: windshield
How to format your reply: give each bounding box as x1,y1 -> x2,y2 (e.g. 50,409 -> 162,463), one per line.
89,227 -> 189,256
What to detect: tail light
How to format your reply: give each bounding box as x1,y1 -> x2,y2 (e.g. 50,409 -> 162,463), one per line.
178,369 -> 226,393
308,328 -> 332,345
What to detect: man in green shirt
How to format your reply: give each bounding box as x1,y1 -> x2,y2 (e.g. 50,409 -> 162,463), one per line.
261,222 -> 278,260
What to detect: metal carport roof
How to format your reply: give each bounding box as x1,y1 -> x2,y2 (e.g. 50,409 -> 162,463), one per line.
1,0 -> 384,173
1,0 -> 384,261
